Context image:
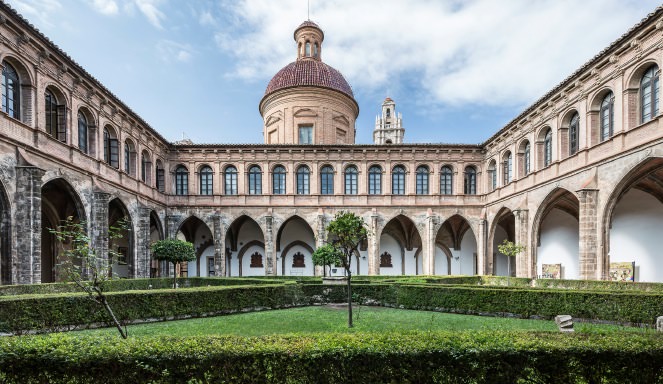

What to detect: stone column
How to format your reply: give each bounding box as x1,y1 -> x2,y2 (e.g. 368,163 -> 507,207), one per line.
368,210 -> 379,275
476,219 -> 488,275
314,212 -> 326,276
212,214 -> 226,277
14,166 -> 45,284
513,209 -> 530,278
264,213 -> 275,276
90,192 -> 111,273
422,210 -> 435,275
578,189 -> 599,280
134,207 -> 152,278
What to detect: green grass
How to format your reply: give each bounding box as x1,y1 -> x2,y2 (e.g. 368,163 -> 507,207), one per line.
78,305 -> 652,337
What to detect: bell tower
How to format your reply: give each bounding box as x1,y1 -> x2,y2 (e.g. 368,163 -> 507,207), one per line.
374,97 -> 404,144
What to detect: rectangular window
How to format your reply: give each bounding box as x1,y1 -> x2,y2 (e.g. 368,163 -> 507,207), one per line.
369,172 -> 381,195
273,173 -> 285,194
156,168 -> 165,193
299,125 -> 313,144
109,139 -> 119,168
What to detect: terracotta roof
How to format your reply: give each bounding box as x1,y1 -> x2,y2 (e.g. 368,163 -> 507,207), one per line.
264,59 -> 355,99
294,20 -> 323,39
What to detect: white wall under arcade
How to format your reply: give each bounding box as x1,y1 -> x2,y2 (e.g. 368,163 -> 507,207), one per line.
610,189 -> 663,282
537,208 -> 579,279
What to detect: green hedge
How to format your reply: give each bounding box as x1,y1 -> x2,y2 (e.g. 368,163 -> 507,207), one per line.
0,277 -> 284,296
0,284 -> 307,334
1,331 -> 662,383
304,283 -> 663,325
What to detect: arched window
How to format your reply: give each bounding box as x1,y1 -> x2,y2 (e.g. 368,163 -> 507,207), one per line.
503,152 -> 512,184
141,151 -> 151,184
200,166 -> 213,195
296,165 -> 310,194
320,165 -> 334,195
2,61 -> 19,119
273,165 -> 286,195
440,166 -> 453,195
45,89 -> 57,137
386,108 -> 391,118
464,166 -> 477,195
524,142 -> 531,176
368,165 -> 382,195
416,165 -> 429,195
569,113 -> 579,156
175,165 -> 188,195
156,160 -> 165,193
313,43 -> 319,58
78,112 -> 88,154
103,127 -> 119,168
248,165 -> 262,195
392,165 -> 405,195
488,160 -> 497,191
224,166 -> 238,195
123,140 -> 134,175
344,166 -> 358,195
305,42 -> 311,57
544,129 -> 553,167
600,92 -> 614,141
641,65 -> 659,123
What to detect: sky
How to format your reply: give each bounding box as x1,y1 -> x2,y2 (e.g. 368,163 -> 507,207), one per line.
6,0 -> 661,145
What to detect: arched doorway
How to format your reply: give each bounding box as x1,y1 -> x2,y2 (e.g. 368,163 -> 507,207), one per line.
489,209 -> 516,277
604,158 -> 663,282
379,215 -> 422,275
435,214 -> 477,275
276,216 -> 315,276
40,178 -> 86,283
226,215 -> 265,277
108,198 -> 133,278
0,181 -> 11,285
149,211 -> 164,278
176,216 -> 213,277
533,189 -> 580,279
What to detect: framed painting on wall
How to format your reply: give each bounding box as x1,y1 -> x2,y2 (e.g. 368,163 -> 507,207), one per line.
541,264 -> 561,279
609,261 -> 635,282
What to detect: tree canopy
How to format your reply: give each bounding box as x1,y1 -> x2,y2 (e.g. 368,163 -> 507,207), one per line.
151,239 -> 196,289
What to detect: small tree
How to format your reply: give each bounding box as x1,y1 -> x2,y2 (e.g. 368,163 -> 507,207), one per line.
312,244 -> 342,277
324,211 -> 368,328
497,239 -> 525,286
50,216 -> 129,339
151,239 -> 196,289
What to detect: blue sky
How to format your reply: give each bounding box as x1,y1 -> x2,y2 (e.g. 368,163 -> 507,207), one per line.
7,0 -> 661,145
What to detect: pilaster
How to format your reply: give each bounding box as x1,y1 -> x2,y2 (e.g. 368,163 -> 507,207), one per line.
264,213 -> 275,276
14,166 -> 45,284
213,214 -> 225,277
91,192 -> 111,273
513,209 -> 530,277
368,210 -> 379,275
477,219 -> 487,275
135,207 -> 152,278
578,189 -> 599,280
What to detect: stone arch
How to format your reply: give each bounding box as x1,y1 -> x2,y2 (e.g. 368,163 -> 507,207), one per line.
226,215 -> 265,277
436,213 -> 477,276
148,210 -> 164,277
625,58 -> 660,90
176,215 -> 213,277
531,187 -> 580,279
281,240 -> 314,276
40,177 -> 86,283
601,156 -> 663,282
275,214 -> 315,251
108,198 -> 134,278
487,207 -> 516,277
276,215 -> 316,276
378,214 -> 422,275
0,179 -> 11,284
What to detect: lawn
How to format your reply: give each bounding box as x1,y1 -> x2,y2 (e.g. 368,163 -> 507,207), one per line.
79,305 -> 649,337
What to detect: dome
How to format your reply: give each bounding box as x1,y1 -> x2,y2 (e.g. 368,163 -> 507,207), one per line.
263,59 -> 355,100
294,20 -> 324,40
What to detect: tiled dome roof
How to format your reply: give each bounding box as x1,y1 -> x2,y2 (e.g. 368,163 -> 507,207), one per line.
264,59 -> 354,99
294,20 -> 324,39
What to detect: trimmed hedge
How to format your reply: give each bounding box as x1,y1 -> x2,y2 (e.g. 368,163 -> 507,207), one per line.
0,283 -> 307,334
1,331 -> 662,383
304,283 -> 663,325
0,277 -> 285,296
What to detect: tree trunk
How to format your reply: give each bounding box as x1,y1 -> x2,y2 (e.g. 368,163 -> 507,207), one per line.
347,270 -> 353,328
101,295 -> 127,339
172,262 -> 177,289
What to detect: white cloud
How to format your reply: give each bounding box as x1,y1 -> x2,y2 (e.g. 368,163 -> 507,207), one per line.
198,10 -> 216,27
133,0 -> 166,29
157,40 -> 194,63
214,0 -> 660,107
90,0 -> 118,15
9,0 -> 61,27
